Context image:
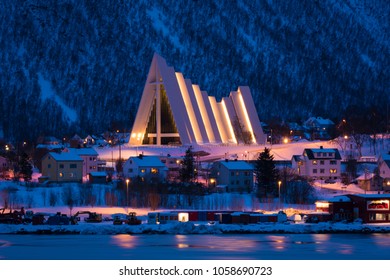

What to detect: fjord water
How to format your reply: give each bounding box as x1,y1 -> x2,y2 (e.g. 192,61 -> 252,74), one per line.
0,233 -> 389,260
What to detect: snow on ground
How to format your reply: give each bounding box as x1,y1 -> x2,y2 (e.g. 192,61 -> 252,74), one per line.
1,218 -> 390,235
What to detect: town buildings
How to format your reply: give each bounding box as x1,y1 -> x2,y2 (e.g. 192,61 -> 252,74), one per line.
40,152 -> 83,183
210,160 -> 254,193
292,147 -> 341,180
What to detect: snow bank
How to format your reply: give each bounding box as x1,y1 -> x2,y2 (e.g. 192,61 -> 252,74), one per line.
2,221 -> 390,235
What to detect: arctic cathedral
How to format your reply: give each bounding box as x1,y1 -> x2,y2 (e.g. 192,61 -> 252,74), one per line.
129,53 -> 265,146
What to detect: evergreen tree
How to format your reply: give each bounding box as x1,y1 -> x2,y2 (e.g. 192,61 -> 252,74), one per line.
19,152 -> 33,182
179,147 -> 196,183
254,147 -> 278,198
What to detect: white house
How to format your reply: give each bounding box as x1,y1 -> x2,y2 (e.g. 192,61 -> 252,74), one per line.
123,155 -> 167,182
378,153 -> 390,190
304,117 -> 335,140
292,147 -> 342,180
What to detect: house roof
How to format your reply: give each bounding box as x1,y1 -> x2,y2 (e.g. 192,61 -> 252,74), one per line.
47,152 -> 83,161
219,160 -> 254,170
380,153 -> 390,168
128,156 -> 166,167
304,148 -> 341,160
292,155 -> 303,162
67,148 -> 98,156
89,171 -> 107,177
357,173 -> 375,180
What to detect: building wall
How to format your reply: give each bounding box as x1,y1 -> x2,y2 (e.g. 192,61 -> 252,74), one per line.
42,156 -> 83,183
216,164 -> 253,192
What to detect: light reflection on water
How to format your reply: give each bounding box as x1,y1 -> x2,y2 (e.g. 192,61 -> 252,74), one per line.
0,233 -> 390,260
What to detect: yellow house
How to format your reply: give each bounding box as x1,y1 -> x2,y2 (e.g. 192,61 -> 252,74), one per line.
41,152 -> 83,183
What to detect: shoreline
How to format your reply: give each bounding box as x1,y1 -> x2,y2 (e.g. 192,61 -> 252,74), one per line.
1,221 -> 390,235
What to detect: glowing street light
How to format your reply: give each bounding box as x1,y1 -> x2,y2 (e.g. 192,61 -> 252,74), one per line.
126,178 -> 130,212
278,180 -> 282,208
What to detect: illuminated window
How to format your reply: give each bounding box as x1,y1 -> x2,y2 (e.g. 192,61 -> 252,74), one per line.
59,172 -> 63,177
151,168 -> 159,174
330,169 -> 337,174
313,160 -> 317,165
140,169 -> 146,173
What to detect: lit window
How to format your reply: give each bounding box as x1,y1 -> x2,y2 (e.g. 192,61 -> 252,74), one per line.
330,169 -> 337,174
141,169 -> 145,173
59,172 -> 63,177
313,160 -> 317,165
151,168 -> 159,174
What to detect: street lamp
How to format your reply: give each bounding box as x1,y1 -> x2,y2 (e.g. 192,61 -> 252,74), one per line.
278,180 -> 282,208
126,178 -> 130,212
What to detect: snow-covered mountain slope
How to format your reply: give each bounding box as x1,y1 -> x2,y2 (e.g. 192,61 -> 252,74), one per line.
1,0 -> 388,141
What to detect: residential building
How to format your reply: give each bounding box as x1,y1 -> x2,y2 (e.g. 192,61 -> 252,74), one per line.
159,155 -> 183,182
303,117 -> 335,140
292,147 -> 342,180
378,153 -> 390,191
41,152 -> 83,183
129,53 -> 265,146
210,160 -> 254,192
123,155 -> 167,182
64,148 -> 99,178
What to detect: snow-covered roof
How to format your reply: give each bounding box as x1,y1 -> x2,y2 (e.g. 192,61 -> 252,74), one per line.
89,171 -> 107,177
47,152 -> 83,161
357,173 -> 375,180
327,196 -> 351,202
128,156 -> 166,167
220,160 -> 254,170
67,148 -> 98,156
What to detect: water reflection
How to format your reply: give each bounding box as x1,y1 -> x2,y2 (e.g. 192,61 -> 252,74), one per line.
111,235 -> 138,249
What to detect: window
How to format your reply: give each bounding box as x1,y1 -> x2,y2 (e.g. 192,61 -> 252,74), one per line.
313,169 -> 317,174
231,180 -> 235,185
320,169 -> 325,174
244,171 -> 250,176
128,168 -> 133,173
70,164 -> 77,169
59,172 -> 63,178
140,169 -> 146,173
313,160 -> 317,165
236,172 -> 240,176
330,169 -> 337,174
151,168 -> 159,174
320,160 -> 324,165
69,173 -> 75,178
231,172 -> 235,176
59,164 -> 64,169
330,160 -> 337,165
48,164 -> 51,169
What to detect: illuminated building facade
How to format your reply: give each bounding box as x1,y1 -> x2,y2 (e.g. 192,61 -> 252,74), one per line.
130,53 -> 265,146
